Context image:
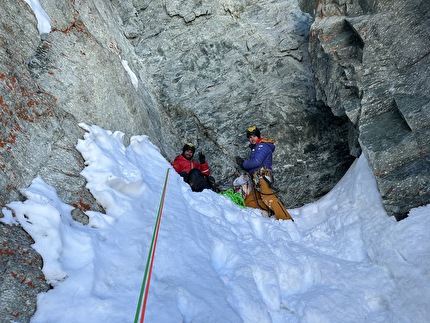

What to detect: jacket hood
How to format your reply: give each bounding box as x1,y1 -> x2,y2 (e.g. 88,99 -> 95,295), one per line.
250,137 -> 275,149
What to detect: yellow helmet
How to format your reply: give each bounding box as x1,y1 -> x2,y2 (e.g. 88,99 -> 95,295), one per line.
246,125 -> 261,138
182,142 -> 195,153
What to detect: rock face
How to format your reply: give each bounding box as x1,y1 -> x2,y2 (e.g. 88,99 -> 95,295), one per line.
302,0 -> 430,219
0,0 -> 173,225
0,0 -> 428,321
1,0 -> 353,214
0,225 -> 49,322
111,0 -> 354,207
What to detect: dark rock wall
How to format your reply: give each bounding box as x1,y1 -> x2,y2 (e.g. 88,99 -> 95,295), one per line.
303,0 -> 430,219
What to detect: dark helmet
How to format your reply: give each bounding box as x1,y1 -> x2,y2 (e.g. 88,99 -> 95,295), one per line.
182,142 -> 196,154
246,125 -> 261,138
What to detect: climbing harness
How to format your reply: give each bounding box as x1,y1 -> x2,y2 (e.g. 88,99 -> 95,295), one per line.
252,166 -> 275,193
134,168 -> 170,323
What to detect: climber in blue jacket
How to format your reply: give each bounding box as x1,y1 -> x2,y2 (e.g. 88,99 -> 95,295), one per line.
236,126 -> 293,221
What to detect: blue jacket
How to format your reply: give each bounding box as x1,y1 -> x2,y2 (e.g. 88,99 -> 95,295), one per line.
242,138 -> 275,176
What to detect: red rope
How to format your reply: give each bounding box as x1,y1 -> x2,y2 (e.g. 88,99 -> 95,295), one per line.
135,168 -> 170,323
140,199 -> 164,322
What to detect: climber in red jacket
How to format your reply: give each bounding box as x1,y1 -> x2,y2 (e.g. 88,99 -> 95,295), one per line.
172,143 -> 213,192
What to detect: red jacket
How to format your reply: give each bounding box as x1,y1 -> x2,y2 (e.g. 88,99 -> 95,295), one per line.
172,154 -> 210,176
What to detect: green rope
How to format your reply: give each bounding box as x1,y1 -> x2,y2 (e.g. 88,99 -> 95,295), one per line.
134,168 -> 170,323
220,188 -> 246,208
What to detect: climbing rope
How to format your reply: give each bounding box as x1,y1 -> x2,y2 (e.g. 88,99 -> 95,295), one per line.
134,168 -> 170,323
220,188 -> 246,208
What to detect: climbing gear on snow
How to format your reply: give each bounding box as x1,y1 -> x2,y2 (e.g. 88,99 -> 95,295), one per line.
220,188 -> 246,207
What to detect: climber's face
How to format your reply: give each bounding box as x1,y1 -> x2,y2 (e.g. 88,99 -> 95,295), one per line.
248,135 -> 259,145
183,149 -> 194,160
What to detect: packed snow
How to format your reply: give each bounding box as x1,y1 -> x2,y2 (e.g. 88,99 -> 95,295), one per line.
121,60 -> 139,90
2,124 -> 430,322
24,0 -> 51,35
